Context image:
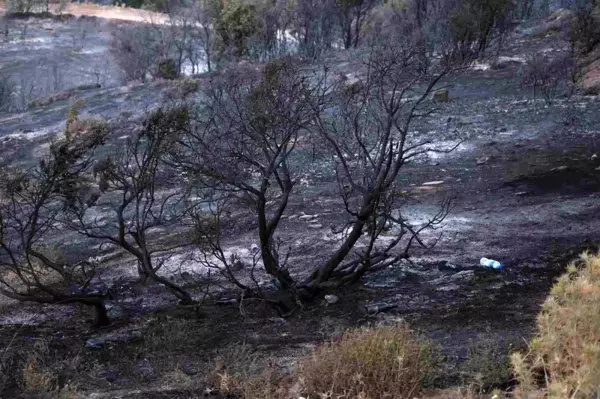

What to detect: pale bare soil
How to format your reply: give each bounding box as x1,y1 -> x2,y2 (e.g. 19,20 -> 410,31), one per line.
0,0 -> 167,23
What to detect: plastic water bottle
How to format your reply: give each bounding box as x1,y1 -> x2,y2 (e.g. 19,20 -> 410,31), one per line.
480,257 -> 503,270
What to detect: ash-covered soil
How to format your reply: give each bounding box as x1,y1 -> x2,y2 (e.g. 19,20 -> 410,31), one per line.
0,12 -> 599,398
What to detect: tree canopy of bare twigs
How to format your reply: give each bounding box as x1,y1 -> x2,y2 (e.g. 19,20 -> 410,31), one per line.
65,108 -> 194,304
171,32 -> 455,312
173,58 -> 321,297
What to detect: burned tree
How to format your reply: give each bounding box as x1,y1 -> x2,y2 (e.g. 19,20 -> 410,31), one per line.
188,0 -> 220,73
335,0 -> 378,49
521,51 -> 576,105
449,0 -> 513,59
0,111 -> 111,326
110,25 -> 162,83
295,0 -> 337,58
66,108 -> 194,304
174,58 -> 322,294
305,39 -> 453,290
175,35 -> 453,310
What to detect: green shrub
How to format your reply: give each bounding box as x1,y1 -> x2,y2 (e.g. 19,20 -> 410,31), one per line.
155,58 -> 179,80
512,252 -> 600,398
217,1 -> 259,57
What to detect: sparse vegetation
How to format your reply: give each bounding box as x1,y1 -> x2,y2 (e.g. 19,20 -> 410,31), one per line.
521,51 -> 576,104
203,324 -> 436,399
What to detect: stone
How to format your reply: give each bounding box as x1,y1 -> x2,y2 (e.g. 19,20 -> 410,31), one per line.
308,224 -> 323,229
181,271 -> 192,280
85,329 -> 143,350
437,261 -> 462,271
449,270 -> 475,282
268,317 -> 288,325
106,302 -> 126,320
491,57 -> 525,70
432,89 -> 450,103
578,57 -> 600,95
324,294 -> 339,304
85,337 -> 107,350
365,302 -> 397,314
476,156 -> 490,166
101,366 -> 125,384
430,270 -> 475,289
436,283 -> 460,291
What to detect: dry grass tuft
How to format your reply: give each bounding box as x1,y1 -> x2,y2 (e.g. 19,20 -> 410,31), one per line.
205,324 -> 435,399
207,343 -> 289,399
462,337 -> 514,394
294,323 -> 436,399
2,338 -> 80,398
512,252 -> 600,398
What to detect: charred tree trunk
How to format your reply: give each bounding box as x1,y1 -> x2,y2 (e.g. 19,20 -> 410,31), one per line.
93,301 -> 110,327
256,196 -> 294,289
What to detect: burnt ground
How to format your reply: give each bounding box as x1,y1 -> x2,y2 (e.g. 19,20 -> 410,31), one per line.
1,14 -> 600,399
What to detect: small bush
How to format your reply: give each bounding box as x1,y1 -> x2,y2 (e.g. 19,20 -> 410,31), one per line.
512,252 -> 600,398
520,52 -> 576,104
155,58 -> 179,80
295,324 -> 437,399
164,78 -> 199,100
207,343 -> 289,399
462,338 -> 514,393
